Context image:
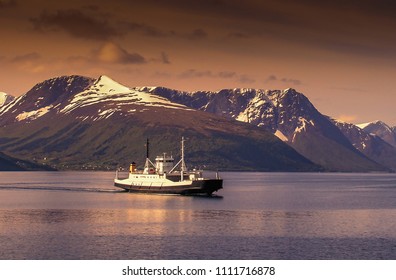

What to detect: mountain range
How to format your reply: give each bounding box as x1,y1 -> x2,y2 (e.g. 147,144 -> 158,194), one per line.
358,121 -> 396,148
145,87 -> 395,172
0,76 -> 317,171
333,119 -> 396,171
0,75 -> 395,172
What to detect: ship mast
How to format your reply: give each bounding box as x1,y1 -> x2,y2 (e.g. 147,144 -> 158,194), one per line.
169,136 -> 188,181
146,138 -> 149,159
180,137 -> 187,181
144,138 -> 155,172
144,138 -> 150,171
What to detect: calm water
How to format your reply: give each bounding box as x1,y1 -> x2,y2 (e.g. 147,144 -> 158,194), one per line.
0,171 -> 395,259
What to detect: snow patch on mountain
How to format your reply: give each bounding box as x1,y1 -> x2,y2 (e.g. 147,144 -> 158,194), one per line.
356,122 -> 372,130
146,87 -> 323,143
15,105 -> 53,121
358,120 -> 393,133
274,130 -> 288,141
357,120 -> 396,147
0,92 -> 15,107
97,108 -> 116,119
291,117 -> 311,142
61,76 -> 192,115
0,95 -> 23,115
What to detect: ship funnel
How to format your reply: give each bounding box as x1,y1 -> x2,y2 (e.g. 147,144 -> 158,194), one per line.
129,162 -> 137,173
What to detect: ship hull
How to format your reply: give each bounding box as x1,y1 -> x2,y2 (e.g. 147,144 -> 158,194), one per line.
114,178 -> 223,196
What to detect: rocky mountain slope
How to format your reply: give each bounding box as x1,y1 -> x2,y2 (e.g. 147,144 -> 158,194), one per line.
358,121 -> 396,148
145,87 -> 386,172
0,152 -> 26,171
0,76 -> 318,171
0,152 -> 54,171
333,120 -> 396,171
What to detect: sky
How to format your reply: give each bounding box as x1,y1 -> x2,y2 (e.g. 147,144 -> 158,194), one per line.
0,0 -> 395,125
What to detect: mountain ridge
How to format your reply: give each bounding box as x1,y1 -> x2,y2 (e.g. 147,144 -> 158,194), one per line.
358,120 -> 396,148
146,86 -> 387,172
1,75 -> 394,172
333,119 -> 396,171
0,75 -> 319,171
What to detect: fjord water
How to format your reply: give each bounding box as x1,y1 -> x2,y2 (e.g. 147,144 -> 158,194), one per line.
0,172 -> 395,259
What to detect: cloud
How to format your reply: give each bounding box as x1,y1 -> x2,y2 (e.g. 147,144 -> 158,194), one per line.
119,21 -> 168,38
336,114 -> 358,123
218,71 -> 236,78
140,0 -> 396,59
11,52 -> 41,63
281,78 -> 301,86
179,69 -> 213,79
93,42 -> 146,64
30,9 -> 121,41
119,20 -> 209,41
265,75 -> 302,86
151,71 -> 172,79
146,51 -> 172,64
82,5 -> 100,12
9,52 -> 45,73
227,32 -> 250,39
68,43 -> 169,66
0,0 -> 16,9
160,52 -> 170,64
178,69 -> 253,83
238,74 -> 255,84
143,0 -> 294,28
183,29 -> 208,40
329,86 -> 368,93
179,69 -> 236,79
266,75 -> 277,82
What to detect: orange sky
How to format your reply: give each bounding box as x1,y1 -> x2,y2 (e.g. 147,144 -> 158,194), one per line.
1,0 -> 395,125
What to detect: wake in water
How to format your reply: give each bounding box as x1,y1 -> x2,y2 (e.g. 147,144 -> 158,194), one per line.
0,184 -> 224,197
0,184 -> 123,193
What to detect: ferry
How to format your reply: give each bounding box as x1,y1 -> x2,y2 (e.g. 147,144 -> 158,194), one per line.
114,137 -> 223,195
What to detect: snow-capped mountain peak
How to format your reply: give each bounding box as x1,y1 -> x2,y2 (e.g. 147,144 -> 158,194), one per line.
93,75 -> 130,94
61,76 -> 192,115
146,87 -> 319,137
0,92 -> 14,107
0,75 -> 194,124
357,120 -> 392,132
0,75 -> 94,122
357,120 -> 396,147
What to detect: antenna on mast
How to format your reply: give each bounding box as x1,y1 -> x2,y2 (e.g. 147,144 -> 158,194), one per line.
180,137 -> 187,181
144,138 -> 151,172
168,136 -> 188,180
146,138 -> 149,159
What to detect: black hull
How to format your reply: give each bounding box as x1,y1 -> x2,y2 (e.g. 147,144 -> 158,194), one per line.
114,179 -> 223,196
